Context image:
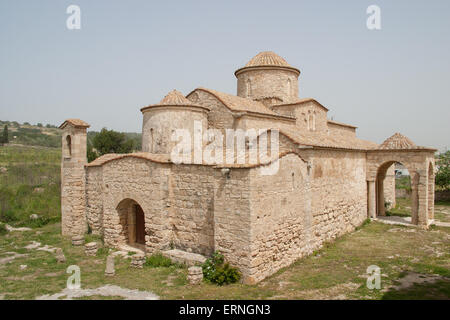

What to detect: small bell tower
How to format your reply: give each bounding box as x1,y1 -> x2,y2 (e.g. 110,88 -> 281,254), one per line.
59,119 -> 90,236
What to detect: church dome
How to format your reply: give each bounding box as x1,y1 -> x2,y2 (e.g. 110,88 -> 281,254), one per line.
245,51 -> 292,68
235,51 -> 300,76
379,133 -> 416,149
235,51 -> 300,102
141,89 -> 209,112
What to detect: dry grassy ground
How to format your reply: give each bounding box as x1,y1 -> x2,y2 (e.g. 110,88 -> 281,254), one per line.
0,219 -> 448,300
0,145 -> 449,300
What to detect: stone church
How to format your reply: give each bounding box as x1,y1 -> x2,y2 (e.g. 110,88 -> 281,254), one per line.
59,51 -> 436,283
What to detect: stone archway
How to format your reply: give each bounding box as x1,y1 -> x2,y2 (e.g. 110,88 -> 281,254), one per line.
374,160 -> 417,224
116,198 -> 146,250
366,133 -> 436,228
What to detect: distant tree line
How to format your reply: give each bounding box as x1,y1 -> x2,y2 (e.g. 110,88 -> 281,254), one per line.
87,128 -> 140,162
436,151 -> 450,190
0,125 -> 9,145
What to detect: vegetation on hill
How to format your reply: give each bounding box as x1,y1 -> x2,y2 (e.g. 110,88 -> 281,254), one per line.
436,151 -> 450,190
0,120 -> 60,148
0,145 -> 61,227
87,128 -> 141,162
0,120 -> 142,154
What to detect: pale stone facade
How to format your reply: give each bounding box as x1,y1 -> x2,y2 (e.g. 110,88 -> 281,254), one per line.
59,52 -> 436,284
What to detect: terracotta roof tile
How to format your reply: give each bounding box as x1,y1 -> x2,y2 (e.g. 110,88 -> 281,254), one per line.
379,133 -> 416,150
245,51 -> 292,68
86,152 -> 171,167
189,87 -> 281,116
141,90 -> 208,112
59,119 -> 90,129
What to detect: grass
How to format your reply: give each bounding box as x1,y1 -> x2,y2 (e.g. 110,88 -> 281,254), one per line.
386,198 -> 412,217
0,218 -> 448,300
387,197 -> 450,223
0,145 -> 61,227
0,144 -> 448,300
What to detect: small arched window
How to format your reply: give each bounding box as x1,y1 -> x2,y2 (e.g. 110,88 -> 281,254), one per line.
66,135 -> 72,157
246,79 -> 252,98
150,128 -> 154,153
287,79 -> 292,96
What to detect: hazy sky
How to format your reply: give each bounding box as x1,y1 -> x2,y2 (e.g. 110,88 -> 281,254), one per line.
1,0 -> 449,151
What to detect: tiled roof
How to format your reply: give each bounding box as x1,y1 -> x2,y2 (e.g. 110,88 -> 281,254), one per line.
327,120 -> 357,129
272,98 -> 329,112
236,51 -> 300,75
278,127 -> 379,150
141,90 -> 208,112
188,87 -> 284,117
86,152 -> 171,167
379,133 -> 416,150
59,119 -> 90,129
245,51 -> 292,68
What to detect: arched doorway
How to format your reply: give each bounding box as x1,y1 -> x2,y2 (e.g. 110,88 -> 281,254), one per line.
116,199 -> 146,249
375,161 -> 416,224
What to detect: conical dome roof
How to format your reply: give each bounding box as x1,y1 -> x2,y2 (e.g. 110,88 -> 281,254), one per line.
379,133 -> 416,149
141,90 -> 209,112
158,90 -> 196,105
245,51 -> 292,67
235,51 -> 300,75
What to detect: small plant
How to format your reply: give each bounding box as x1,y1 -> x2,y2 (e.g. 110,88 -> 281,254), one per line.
144,253 -> 174,268
127,251 -> 136,256
202,251 -> 241,285
0,223 -> 7,235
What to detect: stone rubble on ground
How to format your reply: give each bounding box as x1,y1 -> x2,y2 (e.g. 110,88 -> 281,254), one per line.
187,266 -> 203,285
105,255 -> 115,276
130,254 -> 145,268
36,284 -> 159,300
0,252 -> 29,265
84,242 -> 98,256
71,235 -> 84,246
55,248 -> 66,263
5,224 -> 32,232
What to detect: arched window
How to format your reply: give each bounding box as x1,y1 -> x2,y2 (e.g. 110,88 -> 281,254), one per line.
246,79 -> 252,98
66,135 -> 72,156
287,79 -> 292,96
150,128 -> 154,153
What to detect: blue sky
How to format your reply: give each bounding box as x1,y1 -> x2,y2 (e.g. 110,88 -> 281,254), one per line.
0,0 -> 449,151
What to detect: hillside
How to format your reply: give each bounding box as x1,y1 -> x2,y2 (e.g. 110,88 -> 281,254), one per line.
0,120 -> 142,150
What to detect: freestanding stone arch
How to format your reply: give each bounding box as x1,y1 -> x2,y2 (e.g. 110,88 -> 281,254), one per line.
366,133 -> 436,228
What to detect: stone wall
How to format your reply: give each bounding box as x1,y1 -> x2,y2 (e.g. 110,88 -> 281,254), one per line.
213,168 -> 252,278
244,150 -> 368,283
141,107 -> 208,154
236,68 -> 299,103
187,90 -> 235,129
169,164 -> 216,255
247,153 -> 309,283
435,190 -> 450,202
309,149 -> 368,243
85,166 -> 103,234
327,121 -> 356,140
383,164 -> 396,209
88,157 -> 172,251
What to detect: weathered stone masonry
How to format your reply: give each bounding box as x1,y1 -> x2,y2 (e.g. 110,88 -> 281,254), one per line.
60,51 -> 436,283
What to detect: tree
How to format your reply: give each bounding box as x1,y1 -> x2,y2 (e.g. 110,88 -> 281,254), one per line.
88,128 -> 136,162
2,125 -> 8,144
436,151 -> 450,190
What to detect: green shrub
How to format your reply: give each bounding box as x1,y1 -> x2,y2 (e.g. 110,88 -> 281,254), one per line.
144,253 -> 174,268
202,251 -> 241,285
0,223 -> 7,235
